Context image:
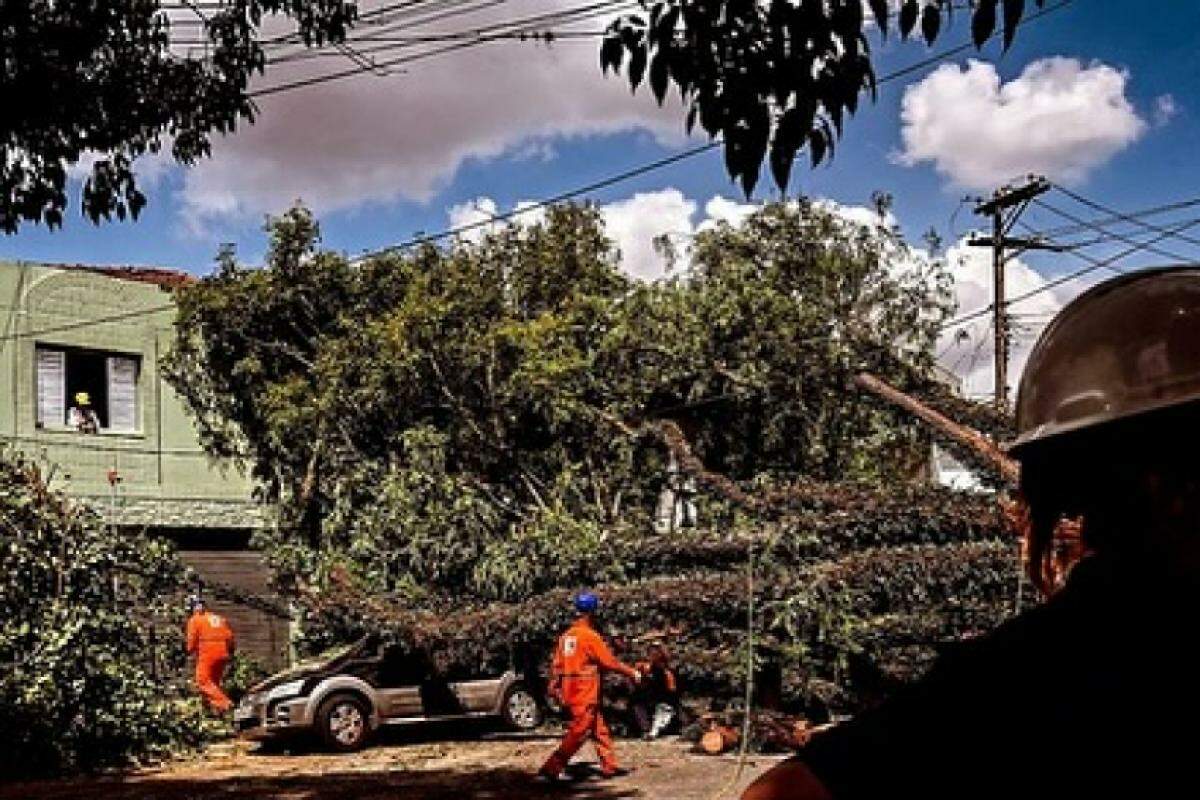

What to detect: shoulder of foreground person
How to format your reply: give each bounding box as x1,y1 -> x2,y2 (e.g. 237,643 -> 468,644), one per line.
792,580 -> 1099,799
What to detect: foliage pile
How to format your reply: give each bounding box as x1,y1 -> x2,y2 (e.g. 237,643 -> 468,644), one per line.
0,451 -> 202,778
299,493 -> 1016,714
166,199 -> 1016,713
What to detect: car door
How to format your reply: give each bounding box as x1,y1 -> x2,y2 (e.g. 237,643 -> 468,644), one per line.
375,644 -> 426,720
451,675 -> 505,713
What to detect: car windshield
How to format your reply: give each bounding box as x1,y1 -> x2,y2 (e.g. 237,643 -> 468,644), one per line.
252,639 -> 368,690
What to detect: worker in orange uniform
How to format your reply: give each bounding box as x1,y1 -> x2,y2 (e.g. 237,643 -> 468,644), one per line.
538,592 -> 641,782
185,596 -> 236,713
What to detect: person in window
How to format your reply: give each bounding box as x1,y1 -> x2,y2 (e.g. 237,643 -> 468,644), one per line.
68,392 -> 100,433
741,267 -> 1200,800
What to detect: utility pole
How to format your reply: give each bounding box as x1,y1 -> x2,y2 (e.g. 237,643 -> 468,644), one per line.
968,176 -> 1059,410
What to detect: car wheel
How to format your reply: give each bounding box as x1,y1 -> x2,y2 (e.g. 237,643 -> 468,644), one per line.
501,682 -> 543,731
316,693 -> 371,752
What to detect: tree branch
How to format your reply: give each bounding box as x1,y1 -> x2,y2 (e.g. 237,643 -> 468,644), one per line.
851,372 -> 1019,485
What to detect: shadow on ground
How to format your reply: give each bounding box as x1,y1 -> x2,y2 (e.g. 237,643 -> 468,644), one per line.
0,765 -> 641,800
275,716 -> 560,751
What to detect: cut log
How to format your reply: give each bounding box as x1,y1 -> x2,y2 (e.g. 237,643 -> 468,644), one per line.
699,724 -> 741,755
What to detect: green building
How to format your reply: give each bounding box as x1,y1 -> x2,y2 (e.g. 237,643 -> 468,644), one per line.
0,260 -> 288,669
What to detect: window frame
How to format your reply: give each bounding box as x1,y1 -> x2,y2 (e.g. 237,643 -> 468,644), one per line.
34,343 -> 144,436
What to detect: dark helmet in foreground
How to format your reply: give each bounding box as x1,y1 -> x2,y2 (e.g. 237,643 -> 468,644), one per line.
1011,266 -> 1200,455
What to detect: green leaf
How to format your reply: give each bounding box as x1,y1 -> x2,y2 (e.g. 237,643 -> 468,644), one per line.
972,0 -> 998,47
921,3 -> 941,45
868,0 -> 890,35
650,52 -> 670,104
629,46 -> 648,90
898,0 -> 920,39
600,35 -> 624,73
1002,0 -> 1026,50
809,129 -> 828,167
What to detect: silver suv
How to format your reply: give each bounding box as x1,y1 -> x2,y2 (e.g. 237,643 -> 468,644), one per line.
234,636 -> 543,751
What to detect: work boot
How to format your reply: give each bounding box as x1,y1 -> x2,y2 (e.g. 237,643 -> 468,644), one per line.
534,767 -> 568,785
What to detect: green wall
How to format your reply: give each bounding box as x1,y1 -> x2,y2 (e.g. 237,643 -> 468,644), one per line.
0,261 -> 262,529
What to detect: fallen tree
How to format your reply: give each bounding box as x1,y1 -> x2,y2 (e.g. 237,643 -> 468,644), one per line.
298,534 -> 1017,714
165,201 -> 1022,721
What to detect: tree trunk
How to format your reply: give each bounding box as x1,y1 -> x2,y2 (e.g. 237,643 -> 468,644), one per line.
852,373 -> 1019,484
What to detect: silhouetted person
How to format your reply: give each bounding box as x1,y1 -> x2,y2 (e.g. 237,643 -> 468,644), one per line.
743,267 -> 1200,799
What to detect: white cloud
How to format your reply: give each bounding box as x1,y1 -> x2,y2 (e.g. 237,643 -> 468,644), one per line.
897,57 -> 1146,190
1154,94 -> 1179,127
447,196 -> 501,243
698,196 -> 757,232
178,0 -> 687,229
66,148 -> 174,188
445,190 -> 904,283
600,189 -> 699,281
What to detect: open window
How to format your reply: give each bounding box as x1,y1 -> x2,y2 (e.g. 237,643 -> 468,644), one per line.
36,345 -> 141,433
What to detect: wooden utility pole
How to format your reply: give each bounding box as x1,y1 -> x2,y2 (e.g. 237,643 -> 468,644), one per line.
968,176 -> 1058,410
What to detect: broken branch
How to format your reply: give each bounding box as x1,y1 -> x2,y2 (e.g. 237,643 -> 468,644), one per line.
852,373 -> 1020,485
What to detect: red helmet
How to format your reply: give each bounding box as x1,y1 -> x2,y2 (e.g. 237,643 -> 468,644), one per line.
1011,266 -> 1200,455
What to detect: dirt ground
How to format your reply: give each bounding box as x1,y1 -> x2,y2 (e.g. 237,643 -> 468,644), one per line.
0,726 -> 782,800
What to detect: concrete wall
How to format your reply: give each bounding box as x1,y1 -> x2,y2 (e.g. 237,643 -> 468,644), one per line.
0,261 -> 287,668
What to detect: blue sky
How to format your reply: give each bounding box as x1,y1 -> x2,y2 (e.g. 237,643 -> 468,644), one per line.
2,0 -> 1198,334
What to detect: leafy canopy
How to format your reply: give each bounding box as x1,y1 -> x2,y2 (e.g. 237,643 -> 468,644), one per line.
166,200 -> 953,604
0,0 -> 356,232
163,202 -> 1024,714
602,0 -> 1046,194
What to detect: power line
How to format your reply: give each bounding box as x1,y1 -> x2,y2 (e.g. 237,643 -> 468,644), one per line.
1050,184 -> 1200,249
255,0 -> 1071,98
172,30 -> 605,48
1018,196 -> 1200,241
358,141 -> 723,257
253,0 -> 633,91
943,217 -> 1200,331
360,3 -> 1076,257
264,28 -> 602,67
1031,199 -> 1194,264
262,0 -> 521,62
260,0 -> 502,48
11,0 -> 1074,340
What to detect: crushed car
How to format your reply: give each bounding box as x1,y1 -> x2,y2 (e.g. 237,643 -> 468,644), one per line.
235,635 -> 543,751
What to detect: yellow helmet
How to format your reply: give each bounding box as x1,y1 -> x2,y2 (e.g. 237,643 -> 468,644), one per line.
1011,266 -> 1200,455
74,392 -> 91,406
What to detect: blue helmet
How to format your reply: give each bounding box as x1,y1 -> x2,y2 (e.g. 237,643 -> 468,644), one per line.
574,592 -> 599,613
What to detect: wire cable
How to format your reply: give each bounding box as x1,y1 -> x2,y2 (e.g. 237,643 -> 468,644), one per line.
252,0 -> 633,93
1033,199 -> 1194,263
943,216 -> 1200,331
1019,196 -> 1200,241
359,1 -> 1076,258
1050,184 -> 1200,249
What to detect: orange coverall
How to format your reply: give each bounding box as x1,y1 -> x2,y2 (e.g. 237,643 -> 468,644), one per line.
540,616 -> 639,776
186,610 -> 235,712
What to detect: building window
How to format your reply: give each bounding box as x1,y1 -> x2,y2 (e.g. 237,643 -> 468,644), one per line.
36,346 -> 140,433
